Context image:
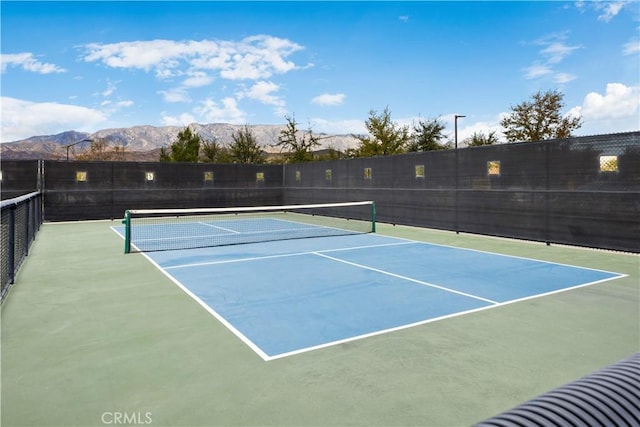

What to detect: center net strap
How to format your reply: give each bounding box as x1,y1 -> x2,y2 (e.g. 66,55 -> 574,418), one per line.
124,201 -> 375,253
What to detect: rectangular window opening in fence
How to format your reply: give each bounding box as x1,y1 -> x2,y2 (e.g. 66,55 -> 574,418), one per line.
364,167 -> 372,180
295,171 -> 301,181
415,165 -> 425,179
76,171 -> 87,182
599,155 -> 618,173
145,171 -> 155,181
204,171 -> 214,182
256,172 -> 265,182
325,169 -> 332,181
487,161 -> 501,176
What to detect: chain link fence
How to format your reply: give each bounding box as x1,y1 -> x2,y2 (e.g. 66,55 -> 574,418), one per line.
1,192 -> 42,302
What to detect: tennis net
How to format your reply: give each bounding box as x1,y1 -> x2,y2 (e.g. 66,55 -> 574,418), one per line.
123,201 -> 376,253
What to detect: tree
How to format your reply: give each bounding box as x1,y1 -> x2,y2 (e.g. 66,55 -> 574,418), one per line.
159,146 -> 171,162
275,115 -> 320,163
353,107 -> 410,157
199,138 -> 232,163
315,147 -> 346,161
466,131 -> 499,147
500,89 -> 582,142
160,126 -> 201,162
75,137 -> 125,161
229,125 -> 265,164
407,117 -> 447,151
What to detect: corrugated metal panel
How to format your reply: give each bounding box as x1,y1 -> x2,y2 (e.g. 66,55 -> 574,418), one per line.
476,353 -> 640,427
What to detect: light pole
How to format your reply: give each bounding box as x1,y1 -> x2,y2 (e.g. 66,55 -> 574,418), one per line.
66,138 -> 94,161
453,114 -> 465,234
454,115 -> 466,149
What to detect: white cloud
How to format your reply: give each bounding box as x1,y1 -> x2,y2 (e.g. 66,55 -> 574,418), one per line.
523,64 -> 553,79
161,112 -> 197,127
568,83 -> 640,134
116,100 -> 134,108
99,98 -> 134,117
82,35 -> 306,81
437,113 -> 505,144
219,35 -> 304,80
309,118 -> 366,135
523,33 -> 581,83
1,97 -> 107,142
459,123 -> 505,145
623,38 -> 640,56
311,93 -> 346,106
575,1 -> 632,23
83,39 -> 199,73
194,97 -> 247,124
540,42 -> 581,64
237,81 -> 288,116
554,72 -> 578,84
158,72 -> 213,104
159,88 -> 191,103
161,96 -> 248,128
83,36 -> 306,114
1,52 -> 65,74
581,83 -> 639,118
239,81 -> 283,106
182,71 -> 214,88
100,79 -> 121,97
596,1 -> 626,22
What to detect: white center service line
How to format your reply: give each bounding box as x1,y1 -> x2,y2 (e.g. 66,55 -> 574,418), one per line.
164,241 -> 415,270
313,252 -> 499,305
198,221 -> 241,233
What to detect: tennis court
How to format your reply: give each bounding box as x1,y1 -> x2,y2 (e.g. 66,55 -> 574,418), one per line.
113,212 -> 624,361
2,212 -> 638,426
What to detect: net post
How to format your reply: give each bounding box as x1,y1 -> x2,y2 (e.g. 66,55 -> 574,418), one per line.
123,210 -> 131,254
371,201 -> 376,233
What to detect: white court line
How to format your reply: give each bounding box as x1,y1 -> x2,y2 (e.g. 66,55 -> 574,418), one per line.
164,240 -> 415,270
313,252 -> 499,305
198,221 -> 241,234
110,226 -> 628,362
379,233 -> 627,277
140,248 -> 271,361
264,274 -> 625,361
265,303 -> 497,361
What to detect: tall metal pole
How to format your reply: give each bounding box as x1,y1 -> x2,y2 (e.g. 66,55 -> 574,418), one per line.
453,114 -> 465,234
454,115 -> 466,149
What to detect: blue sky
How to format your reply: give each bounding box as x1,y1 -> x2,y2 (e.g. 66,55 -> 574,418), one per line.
1,1 -> 639,143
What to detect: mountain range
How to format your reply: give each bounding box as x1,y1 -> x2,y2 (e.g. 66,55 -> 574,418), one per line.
0,123 -> 360,161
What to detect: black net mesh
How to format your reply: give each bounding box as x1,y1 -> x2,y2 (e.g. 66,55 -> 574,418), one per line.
41,161 -> 284,221
1,132 -> 637,252
125,201 -> 375,252
0,160 -> 39,200
1,193 -> 42,301
283,132 -> 639,252
0,208 -> 10,294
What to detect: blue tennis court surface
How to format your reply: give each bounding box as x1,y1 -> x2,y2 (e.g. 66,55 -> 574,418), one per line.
113,222 -> 625,361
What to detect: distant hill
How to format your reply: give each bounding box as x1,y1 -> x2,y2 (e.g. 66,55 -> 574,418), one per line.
0,124 -> 360,161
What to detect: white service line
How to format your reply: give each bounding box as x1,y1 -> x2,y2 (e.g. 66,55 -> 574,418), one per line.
164,240 -> 415,269
313,252 -> 500,305
198,221 -> 241,234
